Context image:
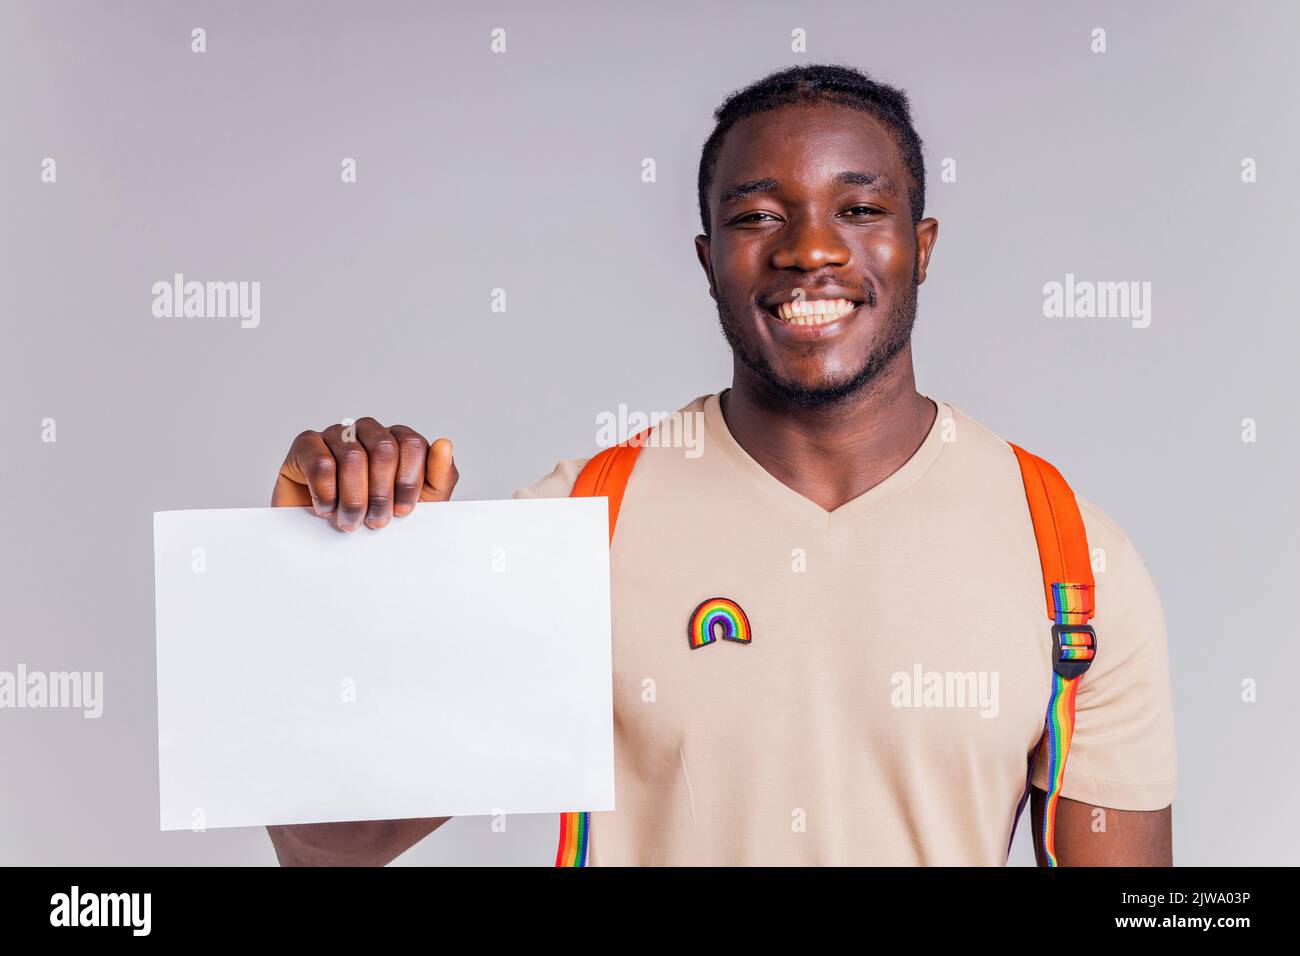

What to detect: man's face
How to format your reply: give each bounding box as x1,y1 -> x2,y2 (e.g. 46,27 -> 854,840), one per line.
695,102 -> 939,407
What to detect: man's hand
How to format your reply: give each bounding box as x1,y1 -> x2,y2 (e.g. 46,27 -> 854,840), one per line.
273,417 -> 458,530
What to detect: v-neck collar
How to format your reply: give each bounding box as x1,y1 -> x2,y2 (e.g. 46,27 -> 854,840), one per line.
701,389 -> 950,536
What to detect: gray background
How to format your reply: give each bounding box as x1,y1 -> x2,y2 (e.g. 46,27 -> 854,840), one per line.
2,0 -> 1296,866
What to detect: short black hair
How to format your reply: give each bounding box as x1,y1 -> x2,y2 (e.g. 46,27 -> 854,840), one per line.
697,63 -> 926,236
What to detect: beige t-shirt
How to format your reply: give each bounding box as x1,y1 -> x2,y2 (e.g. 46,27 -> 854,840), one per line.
514,392 -> 1177,865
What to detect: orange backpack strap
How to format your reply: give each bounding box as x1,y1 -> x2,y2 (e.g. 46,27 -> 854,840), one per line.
1006,443 -> 1097,867
569,432 -> 649,545
554,428 -> 651,867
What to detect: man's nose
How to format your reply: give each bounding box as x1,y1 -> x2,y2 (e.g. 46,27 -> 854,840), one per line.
769,214 -> 851,271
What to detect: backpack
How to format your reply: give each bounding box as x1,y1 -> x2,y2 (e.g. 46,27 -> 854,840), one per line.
554,426 -> 1096,868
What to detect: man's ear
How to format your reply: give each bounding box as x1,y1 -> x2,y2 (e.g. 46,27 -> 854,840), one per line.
694,234 -> 717,301
914,217 -> 939,285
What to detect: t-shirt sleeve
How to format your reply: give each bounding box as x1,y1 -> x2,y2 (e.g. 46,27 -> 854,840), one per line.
511,455 -> 591,501
1029,498 -> 1178,810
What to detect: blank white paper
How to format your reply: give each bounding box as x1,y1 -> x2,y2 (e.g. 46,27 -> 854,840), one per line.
152,498 -> 614,831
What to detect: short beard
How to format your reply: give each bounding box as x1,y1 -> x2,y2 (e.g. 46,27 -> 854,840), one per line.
715,275 -> 920,411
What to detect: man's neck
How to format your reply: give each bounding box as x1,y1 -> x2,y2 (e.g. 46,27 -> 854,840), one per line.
720,351 -> 937,513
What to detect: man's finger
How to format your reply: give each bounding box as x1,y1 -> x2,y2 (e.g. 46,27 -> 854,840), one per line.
355,417 -> 399,529
321,423 -> 369,531
421,438 -> 458,502
277,430 -> 335,515
388,425 -> 430,517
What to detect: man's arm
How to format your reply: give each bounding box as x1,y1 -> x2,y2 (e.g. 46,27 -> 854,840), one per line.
265,417 -> 460,866
1031,790 -> 1172,866
268,817 -> 452,867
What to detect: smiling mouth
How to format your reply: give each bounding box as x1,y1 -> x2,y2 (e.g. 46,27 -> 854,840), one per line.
763,297 -> 862,327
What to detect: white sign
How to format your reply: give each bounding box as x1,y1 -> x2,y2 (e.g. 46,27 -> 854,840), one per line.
153,498 -> 614,831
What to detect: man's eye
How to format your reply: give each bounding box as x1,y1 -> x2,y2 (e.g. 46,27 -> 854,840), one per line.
733,212 -> 778,225
843,205 -> 882,217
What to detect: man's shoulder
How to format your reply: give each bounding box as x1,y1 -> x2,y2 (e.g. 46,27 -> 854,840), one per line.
942,399 -> 1139,557
511,392 -> 714,500
942,399 -> 1027,461
512,456 -> 591,501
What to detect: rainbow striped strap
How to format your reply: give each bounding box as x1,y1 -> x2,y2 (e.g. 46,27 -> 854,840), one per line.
1006,584 -> 1097,865
554,427 -> 652,867
1039,586 -> 1096,867
555,811 -> 590,867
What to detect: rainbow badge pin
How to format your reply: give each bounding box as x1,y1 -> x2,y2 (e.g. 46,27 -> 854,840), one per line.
688,597 -> 752,650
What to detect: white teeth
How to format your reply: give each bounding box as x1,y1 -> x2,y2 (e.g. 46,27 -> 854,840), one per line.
773,297 -> 858,324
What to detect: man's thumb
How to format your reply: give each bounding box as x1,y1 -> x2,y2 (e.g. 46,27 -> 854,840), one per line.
421,437 -> 457,501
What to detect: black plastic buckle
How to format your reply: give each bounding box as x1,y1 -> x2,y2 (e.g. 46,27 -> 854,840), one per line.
1051,623 -> 1096,680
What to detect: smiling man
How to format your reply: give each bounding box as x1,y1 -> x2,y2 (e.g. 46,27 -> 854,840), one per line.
267,64 -> 1176,867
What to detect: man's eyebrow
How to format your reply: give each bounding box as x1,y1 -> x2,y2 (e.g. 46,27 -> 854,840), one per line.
835,170 -> 898,195
718,171 -> 899,208
718,178 -> 779,208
